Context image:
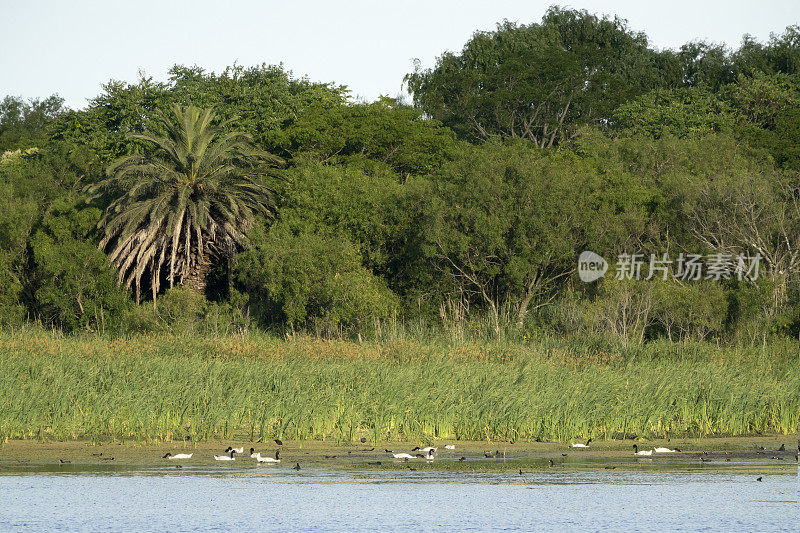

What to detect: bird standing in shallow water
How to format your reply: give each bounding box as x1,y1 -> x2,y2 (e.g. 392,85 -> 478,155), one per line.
292,462 -> 301,470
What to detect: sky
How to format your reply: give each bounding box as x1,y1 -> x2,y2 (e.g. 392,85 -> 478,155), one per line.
2,0 -> 799,109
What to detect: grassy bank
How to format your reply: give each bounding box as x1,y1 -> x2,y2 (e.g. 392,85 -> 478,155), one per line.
0,330 -> 797,444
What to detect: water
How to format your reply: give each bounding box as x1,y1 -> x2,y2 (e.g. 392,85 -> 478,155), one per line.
0,469 -> 797,531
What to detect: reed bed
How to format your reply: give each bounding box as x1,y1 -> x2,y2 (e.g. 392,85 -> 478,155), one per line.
0,330 -> 797,444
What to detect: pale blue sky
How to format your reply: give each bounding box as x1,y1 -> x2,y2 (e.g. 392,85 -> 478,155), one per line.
1,0 -> 798,109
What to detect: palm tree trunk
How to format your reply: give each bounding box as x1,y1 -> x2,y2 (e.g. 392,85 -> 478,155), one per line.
184,260 -> 211,294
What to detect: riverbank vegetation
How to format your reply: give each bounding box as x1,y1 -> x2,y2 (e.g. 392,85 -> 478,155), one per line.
1,8 -> 799,443
0,329 -> 797,444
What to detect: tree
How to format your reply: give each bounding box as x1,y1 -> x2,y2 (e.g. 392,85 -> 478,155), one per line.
91,105 -> 282,304
235,221 -> 397,336
29,197 -> 130,332
405,7 -> 679,146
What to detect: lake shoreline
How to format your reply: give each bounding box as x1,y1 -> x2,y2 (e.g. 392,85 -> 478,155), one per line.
2,436 -> 796,474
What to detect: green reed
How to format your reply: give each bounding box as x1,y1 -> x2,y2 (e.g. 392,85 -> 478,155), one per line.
0,330 -> 797,443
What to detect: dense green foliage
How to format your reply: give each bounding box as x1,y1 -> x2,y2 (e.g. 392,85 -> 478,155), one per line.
1,6 -> 800,351
0,331 -> 796,442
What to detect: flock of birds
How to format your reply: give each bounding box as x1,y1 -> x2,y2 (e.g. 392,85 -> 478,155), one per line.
159,440 -> 460,467
153,438 -> 796,480
162,441 -> 301,470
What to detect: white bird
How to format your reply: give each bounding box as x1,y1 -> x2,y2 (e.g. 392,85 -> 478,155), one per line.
255,450 -> 281,463
420,446 -> 437,453
214,450 -> 236,461
392,453 -> 417,459
444,445 -> 455,450
571,438 -> 592,448
225,446 -> 244,454
162,453 -> 193,460
654,447 -> 677,453
633,445 -> 653,456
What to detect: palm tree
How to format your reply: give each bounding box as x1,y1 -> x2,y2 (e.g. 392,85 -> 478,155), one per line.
91,104 -> 282,304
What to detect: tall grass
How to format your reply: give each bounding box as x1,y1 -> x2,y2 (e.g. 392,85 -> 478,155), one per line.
0,329 -> 797,444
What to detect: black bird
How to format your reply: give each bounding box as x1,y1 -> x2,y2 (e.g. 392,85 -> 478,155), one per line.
292,462 -> 301,470
275,439 -> 283,446
458,456 -> 466,462
561,453 -> 568,457
360,437 -> 367,443
59,459 -> 70,464
518,469 -> 524,475
384,449 -> 393,453
757,476 -> 763,482
549,459 -> 555,467
604,466 -> 616,470
778,443 -> 785,451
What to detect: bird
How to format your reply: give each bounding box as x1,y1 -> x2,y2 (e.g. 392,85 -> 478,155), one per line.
458,456 -> 466,462
416,449 -> 436,460
778,443 -> 785,451
292,462 -> 301,470
59,459 -> 71,464
255,450 -> 281,464
444,445 -> 455,450
654,447 -> 677,453
633,445 -> 653,456
274,439 -> 283,446
549,459 -> 555,467
392,453 -> 417,460
163,453 -> 193,460
214,450 -> 236,461
757,476 -> 763,482
571,438 -> 592,448
360,437 -> 367,443
225,446 -> 244,454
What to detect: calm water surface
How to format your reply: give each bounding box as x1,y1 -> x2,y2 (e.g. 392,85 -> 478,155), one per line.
0,469 -> 797,531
